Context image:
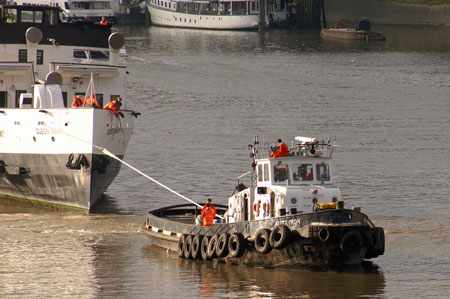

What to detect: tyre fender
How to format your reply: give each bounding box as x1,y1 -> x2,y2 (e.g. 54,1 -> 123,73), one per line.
228,233 -> 246,258
255,228 -> 272,254
270,224 -> 291,249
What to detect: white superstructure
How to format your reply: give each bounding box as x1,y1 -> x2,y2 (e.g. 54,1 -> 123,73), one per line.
12,0 -> 116,23
227,136 -> 340,223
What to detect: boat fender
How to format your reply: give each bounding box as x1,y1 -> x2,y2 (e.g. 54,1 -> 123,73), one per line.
254,229 -> 272,254
318,227 -> 330,242
191,234 -> 203,259
200,236 -> 211,261
364,227 -> 385,259
340,231 -> 363,254
216,233 -> 230,258
177,234 -> 187,258
183,235 -> 193,259
269,224 -> 291,250
207,234 -> 219,259
228,233 -> 246,258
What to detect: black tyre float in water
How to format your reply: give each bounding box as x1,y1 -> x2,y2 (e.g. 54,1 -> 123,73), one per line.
255,228 -> 272,254
184,235 -> 193,259
269,224 -> 291,249
191,234 -> 203,259
228,232 -> 246,258
207,234 -> 219,259
340,231 -> 363,254
178,234 -> 187,258
200,236 -> 211,261
216,233 -> 230,258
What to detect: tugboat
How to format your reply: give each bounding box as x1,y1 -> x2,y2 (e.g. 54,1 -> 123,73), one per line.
0,4 -> 138,211
143,136 -> 385,268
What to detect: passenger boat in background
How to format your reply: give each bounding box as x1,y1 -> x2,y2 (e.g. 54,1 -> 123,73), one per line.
11,0 -> 117,24
321,18 -> 386,41
145,0 -> 269,30
143,136 -> 385,268
0,4 -> 138,211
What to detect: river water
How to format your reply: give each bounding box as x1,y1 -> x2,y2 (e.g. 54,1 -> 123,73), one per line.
1,25 -> 450,298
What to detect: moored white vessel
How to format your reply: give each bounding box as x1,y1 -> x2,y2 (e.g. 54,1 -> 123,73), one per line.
0,4 -> 138,211
145,0 -> 270,30
11,0 -> 117,24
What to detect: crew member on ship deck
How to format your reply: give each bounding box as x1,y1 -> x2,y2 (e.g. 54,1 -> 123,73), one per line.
100,16 -> 108,25
201,198 -> 216,226
270,139 -> 289,158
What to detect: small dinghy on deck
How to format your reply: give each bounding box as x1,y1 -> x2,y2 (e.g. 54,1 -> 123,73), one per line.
143,135 -> 385,268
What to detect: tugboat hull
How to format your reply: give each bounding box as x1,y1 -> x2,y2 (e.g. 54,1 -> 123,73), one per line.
143,204 -> 385,268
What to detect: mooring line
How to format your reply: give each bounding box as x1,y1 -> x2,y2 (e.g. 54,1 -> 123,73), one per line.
99,146 -> 224,220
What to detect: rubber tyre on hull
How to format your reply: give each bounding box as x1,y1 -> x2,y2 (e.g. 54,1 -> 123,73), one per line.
228,233 -> 246,258
191,234 -> 203,259
270,224 -> 291,249
207,234 -> 219,259
183,235 -> 193,259
216,233 -> 230,257
200,236 -> 211,261
365,227 -> 385,259
178,234 -> 187,258
255,228 -> 272,254
340,231 -> 363,254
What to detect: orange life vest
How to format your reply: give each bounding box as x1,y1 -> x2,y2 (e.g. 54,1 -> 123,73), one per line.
71,95 -> 85,108
270,143 -> 289,158
201,204 -> 216,226
100,20 -> 108,25
84,95 -> 100,108
103,100 -> 118,115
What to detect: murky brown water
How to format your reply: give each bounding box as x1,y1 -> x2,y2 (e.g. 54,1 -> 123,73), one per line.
1,24 -> 450,298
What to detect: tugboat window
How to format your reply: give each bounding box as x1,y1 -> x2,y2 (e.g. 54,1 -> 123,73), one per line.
264,164 -> 269,181
21,11 -> 43,23
316,163 -> 330,181
273,164 -> 289,182
258,164 -> 263,182
5,9 -> 17,23
293,164 -> 313,181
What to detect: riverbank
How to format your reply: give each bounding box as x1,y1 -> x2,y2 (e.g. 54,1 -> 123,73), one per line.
325,0 -> 450,26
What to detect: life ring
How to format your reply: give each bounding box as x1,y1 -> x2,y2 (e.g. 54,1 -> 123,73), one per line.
207,234 -> 219,259
254,228 -> 272,254
191,234 -> 203,259
318,227 -> 330,242
183,235 -> 193,259
340,231 -> 363,254
200,236 -> 211,261
228,233 -> 246,258
253,201 -> 260,215
216,233 -> 230,257
270,224 -> 291,249
177,234 -> 187,258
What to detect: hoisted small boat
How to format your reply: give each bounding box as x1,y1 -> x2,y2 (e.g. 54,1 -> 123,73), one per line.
143,136 -> 385,268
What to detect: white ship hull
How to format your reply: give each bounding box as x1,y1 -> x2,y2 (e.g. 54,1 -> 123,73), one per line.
146,1 -> 268,30
0,108 -> 134,210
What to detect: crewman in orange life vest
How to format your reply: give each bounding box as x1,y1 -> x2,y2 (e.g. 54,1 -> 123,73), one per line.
100,16 -> 108,25
103,97 -> 124,117
71,95 -> 85,108
201,198 -> 216,226
270,139 -> 289,158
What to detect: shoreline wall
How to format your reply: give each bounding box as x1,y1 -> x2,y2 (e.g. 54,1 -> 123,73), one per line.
325,0 -> 450,26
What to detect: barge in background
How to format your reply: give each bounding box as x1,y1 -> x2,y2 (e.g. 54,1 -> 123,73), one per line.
143,136 -> 385,268
0,4 -> 138,211
321,18 -> 386,41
